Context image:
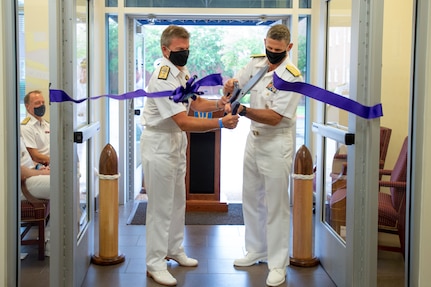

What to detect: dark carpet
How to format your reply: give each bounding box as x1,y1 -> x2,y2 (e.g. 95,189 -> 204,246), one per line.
127,201 -> 244,225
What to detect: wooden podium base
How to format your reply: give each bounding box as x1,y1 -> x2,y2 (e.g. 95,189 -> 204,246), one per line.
91,253 -> 125,266
289,256 -> 320,267
186,200 -> 228,212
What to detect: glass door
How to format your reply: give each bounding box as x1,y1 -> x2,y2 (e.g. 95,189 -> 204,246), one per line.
49,0 -> 95,285
313,1 -> 350,284
321,0 -> 352,244
314,0 -> 382,285
133,20 -> 146,199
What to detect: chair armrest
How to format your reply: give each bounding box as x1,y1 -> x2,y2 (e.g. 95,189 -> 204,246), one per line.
379,180 -> 406,189
21,181 -> 46,209
333,154 -> 347,160
379,169 -> 392,177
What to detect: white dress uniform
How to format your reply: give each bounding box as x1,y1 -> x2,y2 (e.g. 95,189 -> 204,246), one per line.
20,138 -> 50,199
21,114 -> 50,157
235,55 -> 302,270
141,57 -> 191,272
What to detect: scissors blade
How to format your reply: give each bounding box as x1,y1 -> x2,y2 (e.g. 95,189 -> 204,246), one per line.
230,64 -> 269,104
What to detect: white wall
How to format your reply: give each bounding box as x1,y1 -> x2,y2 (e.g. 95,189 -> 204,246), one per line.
24,1 -> 50,119
418,53 -> 431,284
380,0 -> 413,167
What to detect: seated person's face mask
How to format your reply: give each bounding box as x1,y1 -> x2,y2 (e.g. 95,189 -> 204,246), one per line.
34,104 -> 46,117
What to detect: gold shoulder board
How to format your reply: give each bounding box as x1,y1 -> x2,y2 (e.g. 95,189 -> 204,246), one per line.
286,64 -> 301,77
21,117 -> 30,125
158,65 -> 170,80
250,54 -> 266,58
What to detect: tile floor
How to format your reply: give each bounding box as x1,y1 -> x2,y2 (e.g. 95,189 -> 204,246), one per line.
20,200 -> 405,287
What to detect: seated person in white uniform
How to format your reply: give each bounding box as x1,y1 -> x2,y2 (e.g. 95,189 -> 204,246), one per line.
21,90 -> 50,166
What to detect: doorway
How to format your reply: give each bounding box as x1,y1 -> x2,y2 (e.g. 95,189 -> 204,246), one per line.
119,18 -> 309,202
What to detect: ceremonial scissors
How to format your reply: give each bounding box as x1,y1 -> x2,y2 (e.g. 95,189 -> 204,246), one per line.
229,64 -> 269,115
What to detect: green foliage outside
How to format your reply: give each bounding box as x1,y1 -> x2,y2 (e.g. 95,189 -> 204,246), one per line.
139,25 -> 267,80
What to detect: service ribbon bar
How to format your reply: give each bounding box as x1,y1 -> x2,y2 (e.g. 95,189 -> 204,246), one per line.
273,73 -> 383,119
50,73 -> 223,104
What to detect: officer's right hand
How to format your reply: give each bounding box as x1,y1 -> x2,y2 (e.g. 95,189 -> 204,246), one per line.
221,113 -> 239,129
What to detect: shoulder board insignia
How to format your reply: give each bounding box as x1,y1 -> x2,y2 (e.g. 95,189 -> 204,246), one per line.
158,65 -> 170,80
286,64 -> 301,77
250,54 -> 266,58
21,117 -> 30,125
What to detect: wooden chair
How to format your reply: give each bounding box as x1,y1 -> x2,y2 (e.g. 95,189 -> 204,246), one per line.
378,136 -> 408,257
330,126 -> 392,185
328,127 -> 394,237
20,182 -> 50,260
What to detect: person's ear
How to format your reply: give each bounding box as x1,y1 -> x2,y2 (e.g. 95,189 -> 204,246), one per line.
287,43 -> 293,52
161,46 -> 170,58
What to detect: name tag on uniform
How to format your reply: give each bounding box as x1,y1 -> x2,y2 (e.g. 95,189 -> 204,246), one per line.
266,82 -> 277,93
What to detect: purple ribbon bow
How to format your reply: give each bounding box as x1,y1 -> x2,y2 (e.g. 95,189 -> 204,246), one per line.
272,73 -> 383,119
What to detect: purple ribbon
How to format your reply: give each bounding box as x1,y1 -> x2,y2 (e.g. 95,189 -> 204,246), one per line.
273,73 -> 383,119
50,73 -> 223,104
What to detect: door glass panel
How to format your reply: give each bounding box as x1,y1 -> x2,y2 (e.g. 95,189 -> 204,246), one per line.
323,135 -> 348,241
323,0 -> 351,242
124,0 -> 292,8
76,0 -> 89,238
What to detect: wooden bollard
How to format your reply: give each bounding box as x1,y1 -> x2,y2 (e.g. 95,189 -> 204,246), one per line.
290,145 -> 319,267
91,144 -> 125,265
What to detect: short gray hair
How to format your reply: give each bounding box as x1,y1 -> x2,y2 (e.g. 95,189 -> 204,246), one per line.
267,24 -> 291,44
160,25 -> 190,48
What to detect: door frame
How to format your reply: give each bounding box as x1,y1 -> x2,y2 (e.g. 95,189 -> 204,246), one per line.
3,0 -> 20,285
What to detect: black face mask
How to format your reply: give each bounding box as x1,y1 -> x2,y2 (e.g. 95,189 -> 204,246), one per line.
266,49 -> 287,65
169,50 -> 189,67
34,105 -> 46,117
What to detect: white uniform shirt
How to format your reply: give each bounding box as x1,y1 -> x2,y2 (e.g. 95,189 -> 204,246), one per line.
234,56 -> 303,129
21,114 -> 50,156
20,138 -> 35,169
141,57 -> 191,131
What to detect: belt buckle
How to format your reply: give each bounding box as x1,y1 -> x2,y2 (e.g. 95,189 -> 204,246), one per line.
252,130 -> 259,136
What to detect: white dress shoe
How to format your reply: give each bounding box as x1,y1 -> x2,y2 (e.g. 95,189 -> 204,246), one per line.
166,253 -> 198,267
147,270 -> 177,286
44,240 -> 50,257
233,252 -> 267,267
266,268 -> 286,286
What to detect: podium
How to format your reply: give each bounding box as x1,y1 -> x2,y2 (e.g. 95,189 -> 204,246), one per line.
185,110 -> 228,212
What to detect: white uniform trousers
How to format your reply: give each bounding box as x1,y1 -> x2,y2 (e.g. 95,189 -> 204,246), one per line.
242,129 -> 293,270
141,129 -> 188,272
24,175 -> 50,200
